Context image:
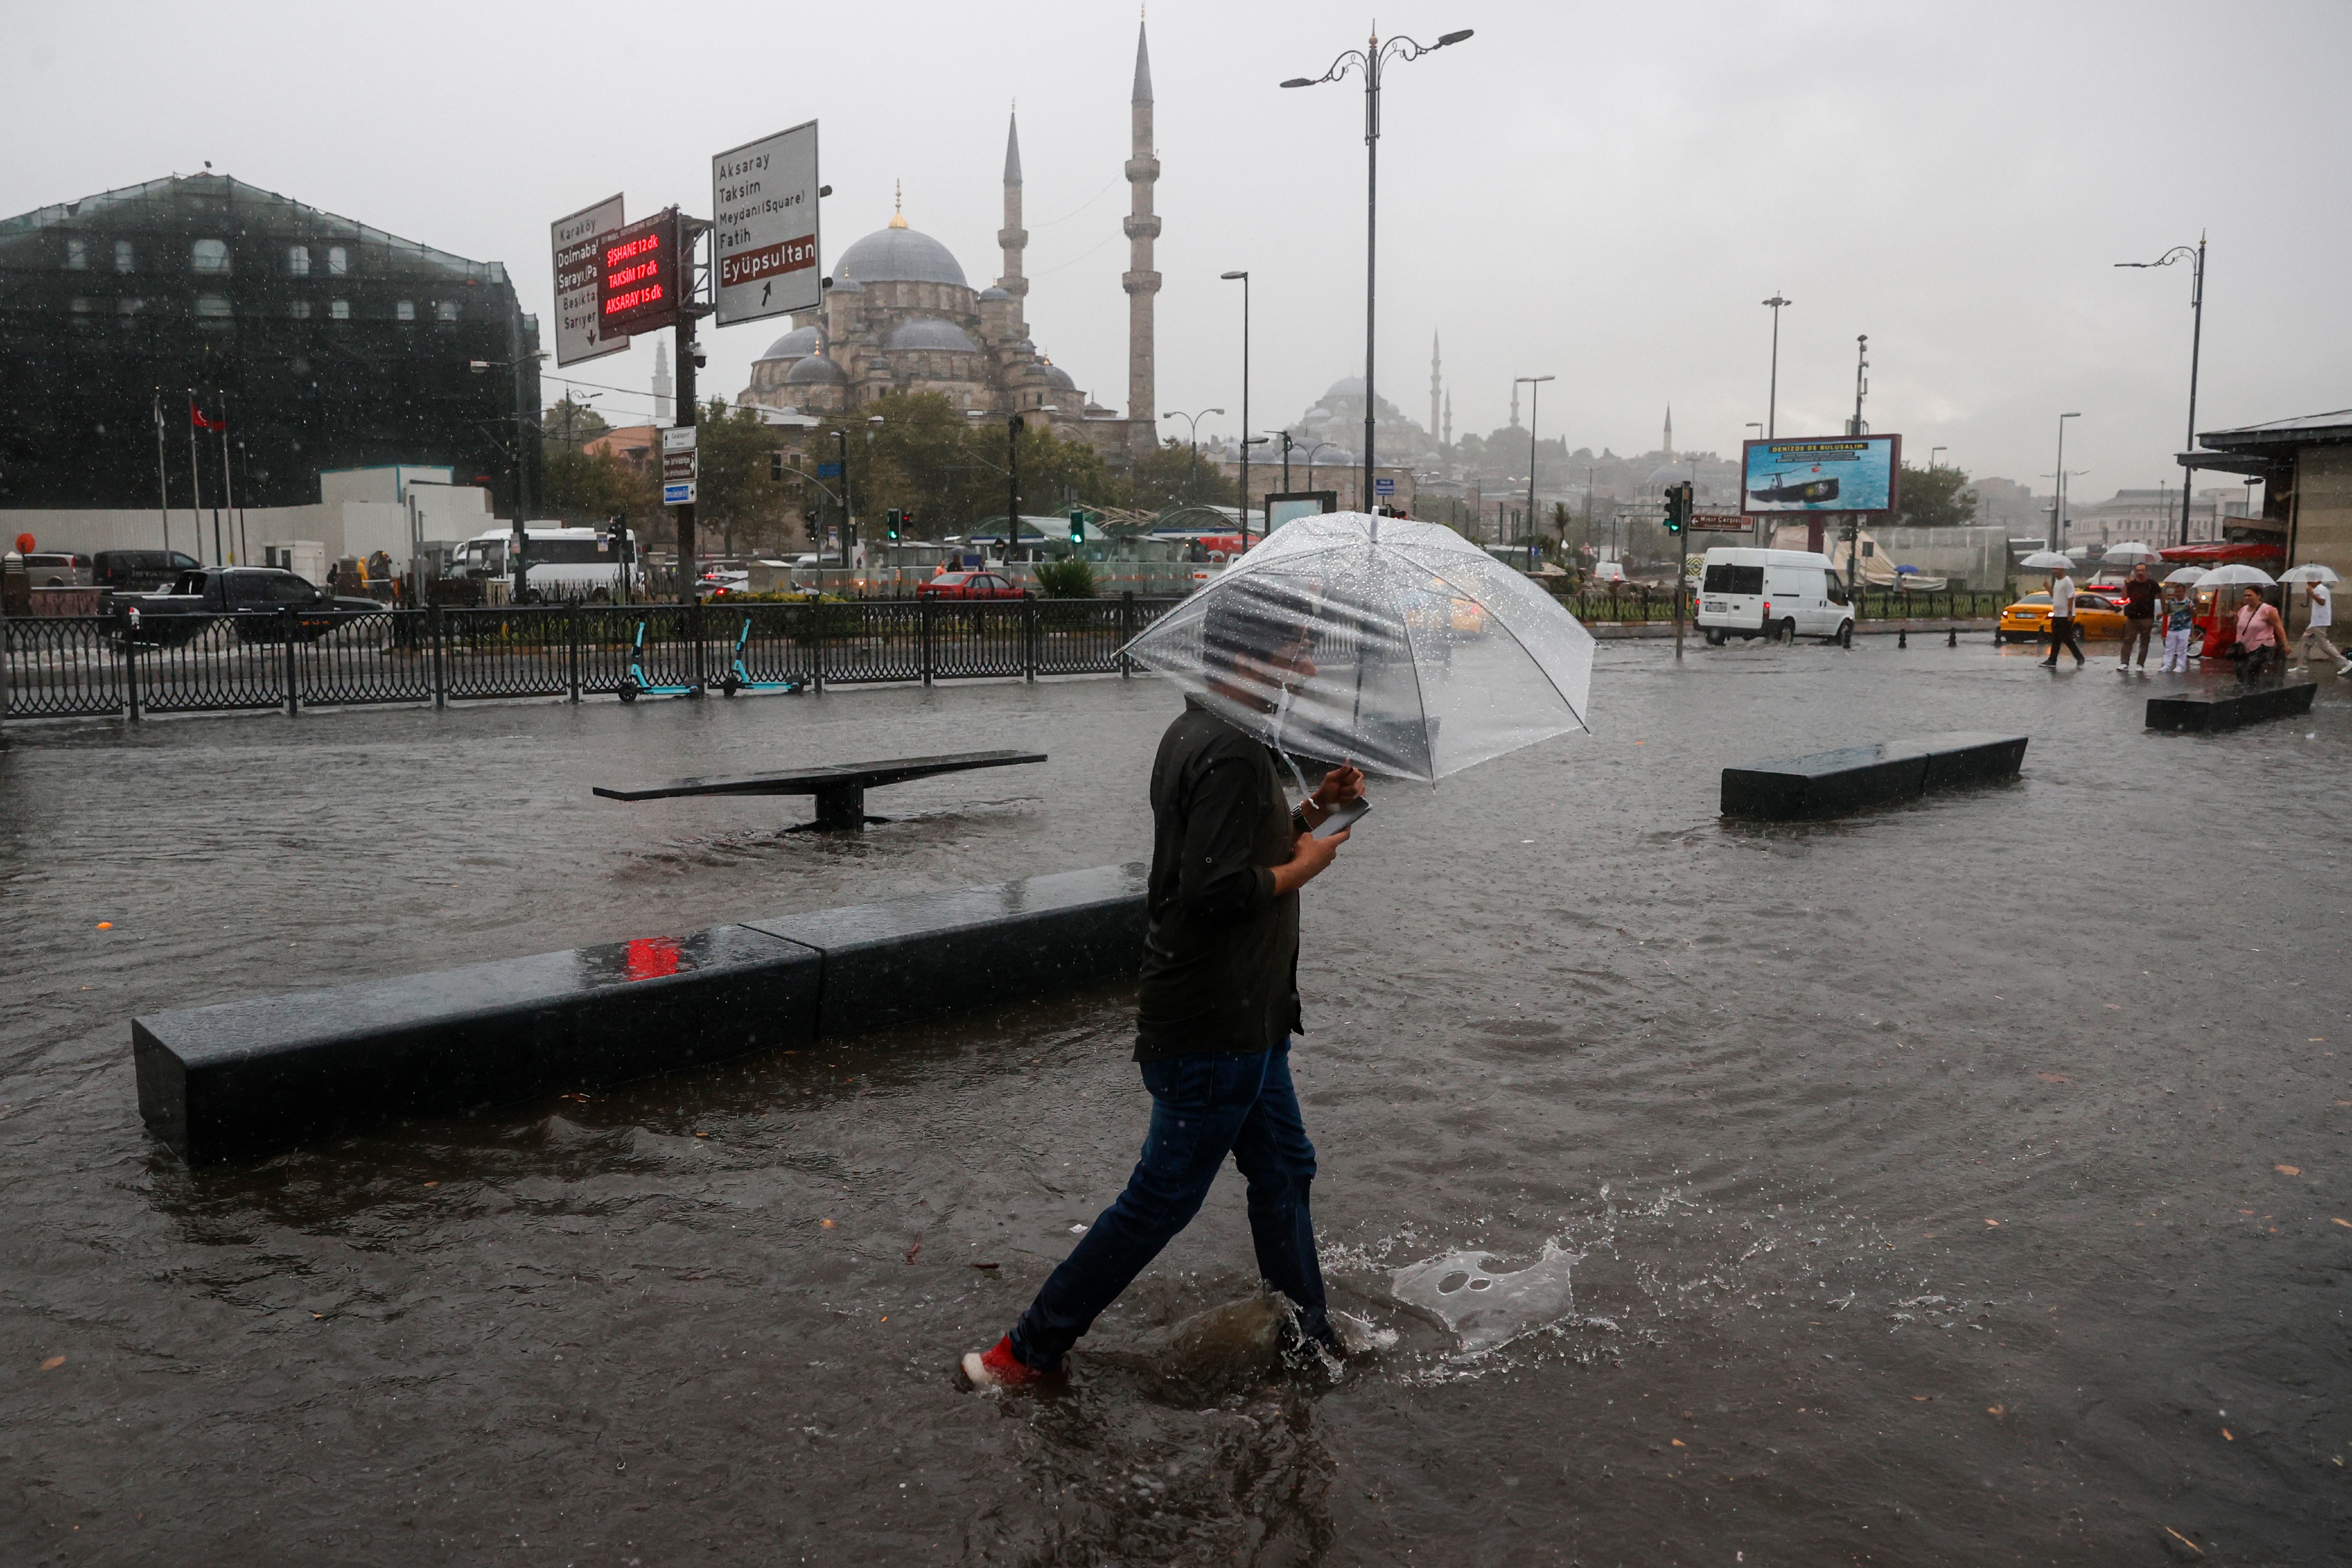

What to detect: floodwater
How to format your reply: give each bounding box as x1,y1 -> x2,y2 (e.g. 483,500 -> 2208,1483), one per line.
3,640 -> 2347,1566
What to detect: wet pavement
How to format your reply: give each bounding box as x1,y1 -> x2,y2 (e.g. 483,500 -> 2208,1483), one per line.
3,640 -> 2348,1566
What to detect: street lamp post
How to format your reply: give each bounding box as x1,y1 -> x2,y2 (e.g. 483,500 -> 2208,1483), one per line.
1931,446 -> 1947,469
1159,406 -> 1224,500
1007,413 -> 1024,564
1303,439 -> 1334,493
1761,294 -> 1790,438
2115,234 -> 2207,548
2049,412 -> 2080,550
1218,271 -> 1252,545
1515,374 -> 1554,560
1744,424 -> 1763,544
1283,25 -> 1473,528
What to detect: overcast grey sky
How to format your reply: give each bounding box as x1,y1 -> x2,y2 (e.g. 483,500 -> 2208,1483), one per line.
8,1 -> 2348,495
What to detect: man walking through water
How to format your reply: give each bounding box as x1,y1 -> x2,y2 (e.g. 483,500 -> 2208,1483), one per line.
963,589 -> 1365,1389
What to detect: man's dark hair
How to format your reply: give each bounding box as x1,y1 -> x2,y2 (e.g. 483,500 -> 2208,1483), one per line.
1201,579 -> 1318,671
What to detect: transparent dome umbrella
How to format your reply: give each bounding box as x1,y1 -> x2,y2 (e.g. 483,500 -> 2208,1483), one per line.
2279,563 -> 2341,584
2020,551 -> 2074,571
1120,512 -> 1595,783
2163,565 -> 2210,586
2100,541 -> 2164,565
2195,563 -> 2276,589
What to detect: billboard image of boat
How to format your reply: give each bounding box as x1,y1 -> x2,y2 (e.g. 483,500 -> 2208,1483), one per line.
1741,436 -> 1901,514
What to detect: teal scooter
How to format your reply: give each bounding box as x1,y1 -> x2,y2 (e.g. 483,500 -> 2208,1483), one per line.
719,616 -> 806,696
616,620 -> 701,702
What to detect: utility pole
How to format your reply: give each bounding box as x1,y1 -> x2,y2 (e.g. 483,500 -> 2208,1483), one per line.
1220,271 -> 1251,544
1762,293 -> 1790,438
1007,414 -> 1024,563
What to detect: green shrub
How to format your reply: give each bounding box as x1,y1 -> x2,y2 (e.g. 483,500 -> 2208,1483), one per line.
1035,559 -> 1098,599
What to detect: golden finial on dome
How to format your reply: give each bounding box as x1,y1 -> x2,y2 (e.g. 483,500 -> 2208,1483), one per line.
888,179 -> 907,229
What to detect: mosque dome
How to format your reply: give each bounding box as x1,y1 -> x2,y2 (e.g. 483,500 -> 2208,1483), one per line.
785,353 -> 848,386
885,317 -> 980,353
755,324 -> 819,362
1321,375 -> 1367,402
1644,463 -> 1690,490
827,269 -> 861,293
836,220 -> 969,288
976,286 -> 1011,301
1043,362 -> 1078,392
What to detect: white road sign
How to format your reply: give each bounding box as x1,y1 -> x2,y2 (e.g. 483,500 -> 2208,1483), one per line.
711,121 -> 821,328
551,193 -> 626,367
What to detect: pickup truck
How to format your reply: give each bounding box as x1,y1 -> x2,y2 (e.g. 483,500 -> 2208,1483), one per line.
119,567 -> 382,647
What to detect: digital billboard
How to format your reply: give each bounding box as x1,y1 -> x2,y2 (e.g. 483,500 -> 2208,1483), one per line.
1740,435 -> 1901,515
597,208 -> 680,339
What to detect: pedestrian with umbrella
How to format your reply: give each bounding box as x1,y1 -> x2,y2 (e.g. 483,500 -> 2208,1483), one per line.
2022,551 -> 2084,668
2280,564 -> 2350,676
2115,560 -> 2161,672
961,514 -> 1594,1389
2158,566 -> 2203,673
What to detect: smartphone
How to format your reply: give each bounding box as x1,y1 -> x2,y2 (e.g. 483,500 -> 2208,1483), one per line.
1313,798 -> 1370,839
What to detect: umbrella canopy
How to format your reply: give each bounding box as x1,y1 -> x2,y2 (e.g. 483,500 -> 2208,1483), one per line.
2163,565 -> 2209,586
1122,512 -> 1595,783
2020,551 -> 2072,570
2197,563 -> 2276,589
2279,563 -> 2341,584
2101,541 -> 2165,565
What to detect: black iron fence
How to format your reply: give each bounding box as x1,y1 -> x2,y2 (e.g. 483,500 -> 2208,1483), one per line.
3,586 -> 2018,722
1557,584 -> 2009,624
2,597 -> 1179,721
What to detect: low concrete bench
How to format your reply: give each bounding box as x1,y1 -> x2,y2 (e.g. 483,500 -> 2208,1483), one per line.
2146,682 -> 2316,733
594,750 -> 1047,830
133,862 -> 1146,1164
1721,731 -> 2027,820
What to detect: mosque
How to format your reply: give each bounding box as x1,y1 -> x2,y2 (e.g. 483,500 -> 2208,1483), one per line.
736,23 -> 1160,459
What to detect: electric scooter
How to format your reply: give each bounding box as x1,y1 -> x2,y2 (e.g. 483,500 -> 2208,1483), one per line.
616,619 -> 701,702
718,617 -> 806,696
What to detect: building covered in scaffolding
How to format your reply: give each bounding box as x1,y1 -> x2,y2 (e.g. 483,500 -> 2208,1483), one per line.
0,172 -> 541,516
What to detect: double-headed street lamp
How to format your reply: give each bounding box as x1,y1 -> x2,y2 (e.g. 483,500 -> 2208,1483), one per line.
2049,412 -> 2081,550
1516,374 -> 1554,556
1760,294 -> 1790,438
1282,25 -> 1473,521
1303,439 -> 1335,493
1160,406 -> 1224,499
2115,234 -> 2207,548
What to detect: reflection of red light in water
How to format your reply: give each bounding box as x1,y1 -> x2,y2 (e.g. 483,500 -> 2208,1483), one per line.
624,937 -> 682,981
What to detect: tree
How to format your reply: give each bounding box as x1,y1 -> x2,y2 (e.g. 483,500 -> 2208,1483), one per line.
541,396 -> 609,450
694,399 -> 800,554
542,446 -> 655,527
1126,437 -> 1236,514
1897,462 -> 1978,528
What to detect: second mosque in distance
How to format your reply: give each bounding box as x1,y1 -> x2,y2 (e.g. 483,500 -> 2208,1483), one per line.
736,22 -> 1161,459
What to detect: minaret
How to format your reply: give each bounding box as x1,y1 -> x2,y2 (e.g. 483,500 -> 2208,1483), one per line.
1663,405 -> 1674,460
1123,17 -> 1161,454
1509,382 -> 1520,427
651,339 -> 674,424
1443,389 -> 1453,448
1429,331 -> 1442,448
996,107 -> 1028,339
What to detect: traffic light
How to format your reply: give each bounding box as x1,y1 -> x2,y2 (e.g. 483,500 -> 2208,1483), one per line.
1069,509 -> 1086,547
1662,481 -> 1693,535
884,508 -> 902,541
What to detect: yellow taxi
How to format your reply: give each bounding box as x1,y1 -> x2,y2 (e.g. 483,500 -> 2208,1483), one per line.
1995,590 -> 2127,646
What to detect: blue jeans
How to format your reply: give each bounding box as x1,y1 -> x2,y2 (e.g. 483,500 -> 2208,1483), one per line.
1009,1040 -> 1328,1371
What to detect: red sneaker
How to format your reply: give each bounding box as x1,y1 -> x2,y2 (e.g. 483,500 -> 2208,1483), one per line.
961,1335 -> 1049,1391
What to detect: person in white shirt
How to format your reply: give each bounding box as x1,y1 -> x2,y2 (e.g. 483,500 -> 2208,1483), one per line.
2038,568 -> 2085,667
2291,580 -> 2350,676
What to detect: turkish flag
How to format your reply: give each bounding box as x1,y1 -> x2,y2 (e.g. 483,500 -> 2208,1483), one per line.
189,398 -> 225,432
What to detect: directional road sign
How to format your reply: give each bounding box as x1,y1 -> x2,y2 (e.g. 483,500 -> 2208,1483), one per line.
551,194 -> 625,367
712,121 -> 821,328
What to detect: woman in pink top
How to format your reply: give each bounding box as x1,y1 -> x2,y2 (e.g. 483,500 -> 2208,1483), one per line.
2234,587 -> 2288,683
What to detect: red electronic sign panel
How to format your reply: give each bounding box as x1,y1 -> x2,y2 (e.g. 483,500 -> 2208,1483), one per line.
597,208 -> 680,338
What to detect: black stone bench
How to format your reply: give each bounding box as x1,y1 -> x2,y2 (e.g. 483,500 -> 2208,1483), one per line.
133,863 -> 1146,1164
593,749 -> 1047,830
2146,682 -> 2316,733
1721,731 -> 2028,820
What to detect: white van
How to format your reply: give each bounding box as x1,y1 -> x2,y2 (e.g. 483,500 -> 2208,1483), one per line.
1696,547 -> 1854,646
447,525 -> 643,601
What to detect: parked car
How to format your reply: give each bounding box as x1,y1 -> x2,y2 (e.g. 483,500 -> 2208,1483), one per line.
23,551 -> 93,587
1995,591 -> 2126,646
93,549 -> 204,594
120,567 -> 382,646
917,571 -> 1029,601
1696,547 -> 1855,646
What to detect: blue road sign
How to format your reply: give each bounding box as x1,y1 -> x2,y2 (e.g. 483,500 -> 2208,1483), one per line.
663,481 -> 695,506
1374,477 -> 1395,495
817,461 -> 844,478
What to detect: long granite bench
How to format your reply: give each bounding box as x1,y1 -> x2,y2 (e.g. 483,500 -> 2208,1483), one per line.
134,862 -> 1147,1164
2146,682 -> 2317,733
593,751 -> 1048,831
1721,731 -> 2028,820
